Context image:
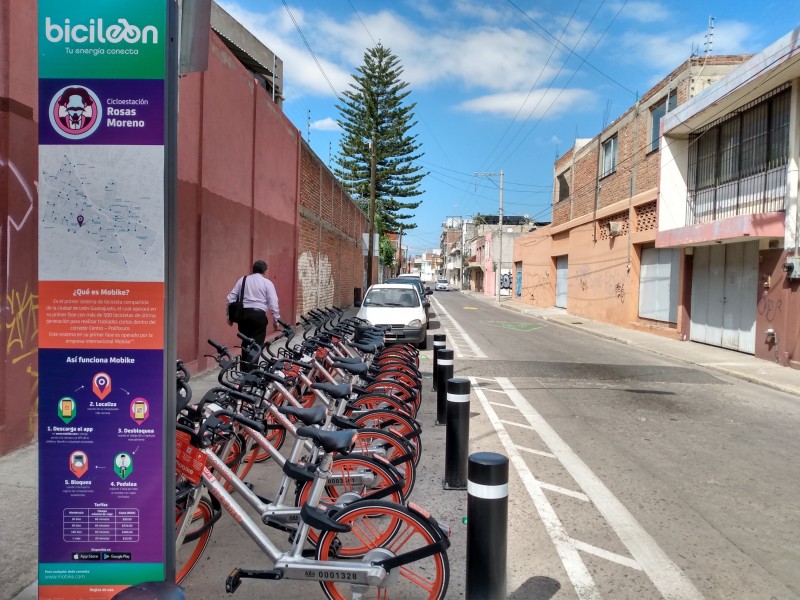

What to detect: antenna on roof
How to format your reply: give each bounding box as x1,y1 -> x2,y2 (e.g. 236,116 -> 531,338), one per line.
602,99 -> 612,130
307,109 -> 311,144
704,16 -> 715,56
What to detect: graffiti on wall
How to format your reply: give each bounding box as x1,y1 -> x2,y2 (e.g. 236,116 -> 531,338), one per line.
757,296 -> 783,323
2,156 -> 36,286
522,271 -> 550,304
6,284 -> 38,367
2,155 -> 40,436
297,251 -> 335,315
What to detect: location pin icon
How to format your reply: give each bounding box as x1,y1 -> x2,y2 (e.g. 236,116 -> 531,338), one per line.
92,372 -> 112,400
77,215 -> 84,227
70,451 -> 89,478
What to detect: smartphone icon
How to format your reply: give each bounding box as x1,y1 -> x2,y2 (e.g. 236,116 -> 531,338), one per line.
133,401 -> 146,419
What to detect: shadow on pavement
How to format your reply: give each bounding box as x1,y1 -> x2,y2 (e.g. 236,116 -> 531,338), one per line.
508,576 -> 562,599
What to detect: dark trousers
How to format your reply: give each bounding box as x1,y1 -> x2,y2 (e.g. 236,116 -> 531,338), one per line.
238,308 -> 268,348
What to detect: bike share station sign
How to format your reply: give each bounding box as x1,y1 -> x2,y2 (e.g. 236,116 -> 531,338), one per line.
37,1 -> 170,597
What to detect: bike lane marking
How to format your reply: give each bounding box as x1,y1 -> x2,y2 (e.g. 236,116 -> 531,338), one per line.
495,376 -> 706,600
471,377 -> 604,600
431,296 -> 487,358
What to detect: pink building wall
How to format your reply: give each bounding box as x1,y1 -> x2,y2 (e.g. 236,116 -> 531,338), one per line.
0,7 -> 367,454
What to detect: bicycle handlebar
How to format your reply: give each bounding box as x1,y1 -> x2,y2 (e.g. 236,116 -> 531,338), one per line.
199,408 -> 265,442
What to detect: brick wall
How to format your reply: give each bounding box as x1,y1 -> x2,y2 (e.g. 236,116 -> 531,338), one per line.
297,142 -> 368,319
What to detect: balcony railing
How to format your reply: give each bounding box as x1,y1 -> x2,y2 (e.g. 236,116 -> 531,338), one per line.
686,165 -> 786,225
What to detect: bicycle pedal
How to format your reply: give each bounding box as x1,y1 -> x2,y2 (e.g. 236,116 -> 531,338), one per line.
226,568 -> 242,593
226,567 -> 283,590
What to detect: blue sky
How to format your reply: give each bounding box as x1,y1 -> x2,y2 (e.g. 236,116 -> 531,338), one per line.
218,0 -> 792,255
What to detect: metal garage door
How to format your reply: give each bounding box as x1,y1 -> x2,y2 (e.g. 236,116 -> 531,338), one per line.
690,242 -> 757,353
555,256 -> 568,308
639,247 -> 679,322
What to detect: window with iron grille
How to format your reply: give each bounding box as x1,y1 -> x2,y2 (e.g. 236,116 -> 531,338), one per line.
686,87 -> 790,224
601,136 -> 618,177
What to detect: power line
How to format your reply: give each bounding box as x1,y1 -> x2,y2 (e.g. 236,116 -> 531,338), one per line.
503,0 -> 638,98
347,0 -> 376,45
480,0 -> 584,170
495,0 -> 629,167
281,0 -> 341,100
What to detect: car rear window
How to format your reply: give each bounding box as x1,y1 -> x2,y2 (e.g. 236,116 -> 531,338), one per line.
364,288 -> 419,307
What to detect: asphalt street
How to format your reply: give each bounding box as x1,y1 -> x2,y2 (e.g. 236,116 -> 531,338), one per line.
5,289 -> 800,599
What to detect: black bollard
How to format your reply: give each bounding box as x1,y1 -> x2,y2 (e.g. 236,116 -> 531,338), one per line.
431,334 -> 446,390
444,378 -> 470,490
466,452 -> 508,600
435,348 -> 454,425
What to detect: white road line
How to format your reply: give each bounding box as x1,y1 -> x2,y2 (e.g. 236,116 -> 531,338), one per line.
570,539 -> 643,571
483,388 -> 510,395
516,445 -> 556,459
499,419 -> 535,431
539,482 -> 590,502
431,296 -> 487,358
471,377 -> 603,600
489,401 -> 518,409
496,377 -> 706,600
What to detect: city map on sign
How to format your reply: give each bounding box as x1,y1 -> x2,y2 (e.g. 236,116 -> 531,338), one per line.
39,145 -> 164,282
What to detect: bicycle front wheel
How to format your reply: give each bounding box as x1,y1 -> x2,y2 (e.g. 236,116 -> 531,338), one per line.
316,500 -> 449,600
175,496 -> 215,584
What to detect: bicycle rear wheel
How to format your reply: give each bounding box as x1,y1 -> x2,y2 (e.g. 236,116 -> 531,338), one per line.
316,500 -> 449,600
352,427 -> 417,498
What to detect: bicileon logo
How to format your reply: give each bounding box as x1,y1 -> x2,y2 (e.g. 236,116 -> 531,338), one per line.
45,17 -> 159,44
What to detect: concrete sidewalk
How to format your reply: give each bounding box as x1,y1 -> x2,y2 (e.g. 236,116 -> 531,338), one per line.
459,289 -> 800,398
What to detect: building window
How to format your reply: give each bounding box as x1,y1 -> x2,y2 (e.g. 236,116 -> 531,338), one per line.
649,92 -> 677,152
601,136 -> 618,177
686,86 -> 790,224
557,168 -> 570,202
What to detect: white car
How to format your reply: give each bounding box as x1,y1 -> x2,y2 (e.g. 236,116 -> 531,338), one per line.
435,278 -> 449,291
356,283 -> 427,349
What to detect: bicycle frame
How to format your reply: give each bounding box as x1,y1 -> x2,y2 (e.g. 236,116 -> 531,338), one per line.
196,443 -> 390,586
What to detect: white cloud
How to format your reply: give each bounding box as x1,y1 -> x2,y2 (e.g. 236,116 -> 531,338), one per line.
456,88 -> 596,119
610,1 -> 670,23
619,20 -> 755,75
311,117 -> 340,131
218,1 -> 592,108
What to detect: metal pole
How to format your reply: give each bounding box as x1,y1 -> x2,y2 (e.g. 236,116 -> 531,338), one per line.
435,348 -> 454,425
497,169 -> 504,303
432,334 -> 446,391
444,378 -> 470,490
466,452 -> 508,599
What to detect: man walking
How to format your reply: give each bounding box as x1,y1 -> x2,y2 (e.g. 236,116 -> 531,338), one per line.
227,259 -> 281,348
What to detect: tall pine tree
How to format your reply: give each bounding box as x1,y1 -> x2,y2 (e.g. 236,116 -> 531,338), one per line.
334,44 -> 426,286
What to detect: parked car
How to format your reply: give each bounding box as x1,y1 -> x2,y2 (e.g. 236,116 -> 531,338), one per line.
355,283 -> 427,349
435,278 -> 449,291
384,277 -> 432,327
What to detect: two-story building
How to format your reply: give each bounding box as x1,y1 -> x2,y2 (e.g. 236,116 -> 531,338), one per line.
658,28 -> 800,364
514,53 -> 749,331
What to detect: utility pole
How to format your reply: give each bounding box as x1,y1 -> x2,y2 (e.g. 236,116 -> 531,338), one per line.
397,226 -> 403,276
475,170 -> 504,302
367,137 -> 377,288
